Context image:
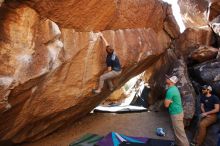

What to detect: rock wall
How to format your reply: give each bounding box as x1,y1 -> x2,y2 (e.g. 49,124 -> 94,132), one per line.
144,50 -> 176,105
145,50 -> 196,123
189,46 -> 218,63
174,27 -> 215,60
193,60 -> 220,97
0,0 -> 180,143
178,0 -> 208,27
22,0 -> 169,32
2,0 -> 219,144
169,58 -> 196,121
0,3 -> 62,111
178,0 -> 220,27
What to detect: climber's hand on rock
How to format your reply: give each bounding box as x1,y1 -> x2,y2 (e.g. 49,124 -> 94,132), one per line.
98,32 -> 104,38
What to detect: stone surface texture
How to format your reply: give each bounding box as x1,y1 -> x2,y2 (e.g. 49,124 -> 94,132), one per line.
175,27 -> 215,59
0,0 -> 180,143
145,50 -> 196,122
190,46 -> 219,63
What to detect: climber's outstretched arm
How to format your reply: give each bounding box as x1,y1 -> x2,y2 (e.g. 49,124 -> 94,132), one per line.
99,32 -> 109,46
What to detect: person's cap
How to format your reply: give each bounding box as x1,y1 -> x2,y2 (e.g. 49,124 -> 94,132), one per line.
202,85 -> 212,91
166,75 -> 178,84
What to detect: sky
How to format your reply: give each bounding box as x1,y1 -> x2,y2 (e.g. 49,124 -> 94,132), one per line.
162,0 -> 186,32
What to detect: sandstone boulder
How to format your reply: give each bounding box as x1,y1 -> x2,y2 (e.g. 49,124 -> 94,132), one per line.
207,1 -> 220,52
0,2 -> 61,112
193,60 -> 220,97
20,0 -> 178,33
178,0 -> 220,28
145,50 -> 196,122
145,50 -> 176,105
170,59 -> 196,122
163,4 -> 180,39
210,16 -> 220,48
211,16 -> 220,36
189,46 -> 218,63
175,27 -> 215,59
178,0 -> 208,28
0,0 -> 184,143
208,0 -> 220,21
177,0 -> 220,56
0,1 -> 178,143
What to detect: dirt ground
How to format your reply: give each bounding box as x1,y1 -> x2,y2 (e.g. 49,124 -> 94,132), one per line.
21,111 -> 175,146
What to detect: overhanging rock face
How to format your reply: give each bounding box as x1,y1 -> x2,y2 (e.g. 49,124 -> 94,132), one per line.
0,0 -> 180,143
22,0 -> 172,32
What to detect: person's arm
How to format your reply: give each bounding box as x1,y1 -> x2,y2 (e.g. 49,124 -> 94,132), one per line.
164,89 -> 173,108
107,66 -> 112,72
202,96 -> 220,117
201,103 -> 205,113
106,56 -> 112,72
205,104 -> 219,115
164,100 -> 173,108
99,32 -> 109,46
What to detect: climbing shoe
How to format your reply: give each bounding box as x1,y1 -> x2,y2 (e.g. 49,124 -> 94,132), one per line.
92,89 -> 101,94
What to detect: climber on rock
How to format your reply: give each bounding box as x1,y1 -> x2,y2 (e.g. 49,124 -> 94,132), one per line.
92,33 -> 122,94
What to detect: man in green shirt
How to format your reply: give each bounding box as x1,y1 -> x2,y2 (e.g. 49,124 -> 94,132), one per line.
164,75 -> 189,146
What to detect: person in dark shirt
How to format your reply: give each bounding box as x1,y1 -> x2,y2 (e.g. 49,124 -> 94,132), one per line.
191,85 -> 220,146
93,33 -> 122,94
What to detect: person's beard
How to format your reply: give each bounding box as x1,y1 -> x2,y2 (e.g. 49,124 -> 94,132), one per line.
203,91 -> 208,96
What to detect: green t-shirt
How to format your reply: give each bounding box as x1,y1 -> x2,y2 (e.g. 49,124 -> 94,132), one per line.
165,86 -> 183,115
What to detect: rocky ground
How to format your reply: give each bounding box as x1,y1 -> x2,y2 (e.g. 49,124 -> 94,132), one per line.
21,111 -> 174,146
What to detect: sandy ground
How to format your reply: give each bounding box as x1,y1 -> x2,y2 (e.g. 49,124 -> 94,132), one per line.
21,111 -> 174,146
